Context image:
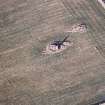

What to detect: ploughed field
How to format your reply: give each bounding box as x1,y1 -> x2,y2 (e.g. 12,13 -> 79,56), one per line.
0,0 -> 105,105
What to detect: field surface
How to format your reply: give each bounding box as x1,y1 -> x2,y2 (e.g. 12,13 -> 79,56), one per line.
0,0 -> 105,105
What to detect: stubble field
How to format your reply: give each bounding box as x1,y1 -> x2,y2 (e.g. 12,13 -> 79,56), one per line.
0,0 -> 105,105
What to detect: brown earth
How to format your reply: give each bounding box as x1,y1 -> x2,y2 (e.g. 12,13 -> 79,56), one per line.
0,0 -> 105,105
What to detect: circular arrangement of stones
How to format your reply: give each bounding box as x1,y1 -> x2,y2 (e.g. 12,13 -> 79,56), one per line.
71,23 -> 87,33
65,23 -> 87,33
43,41 -> 72,54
